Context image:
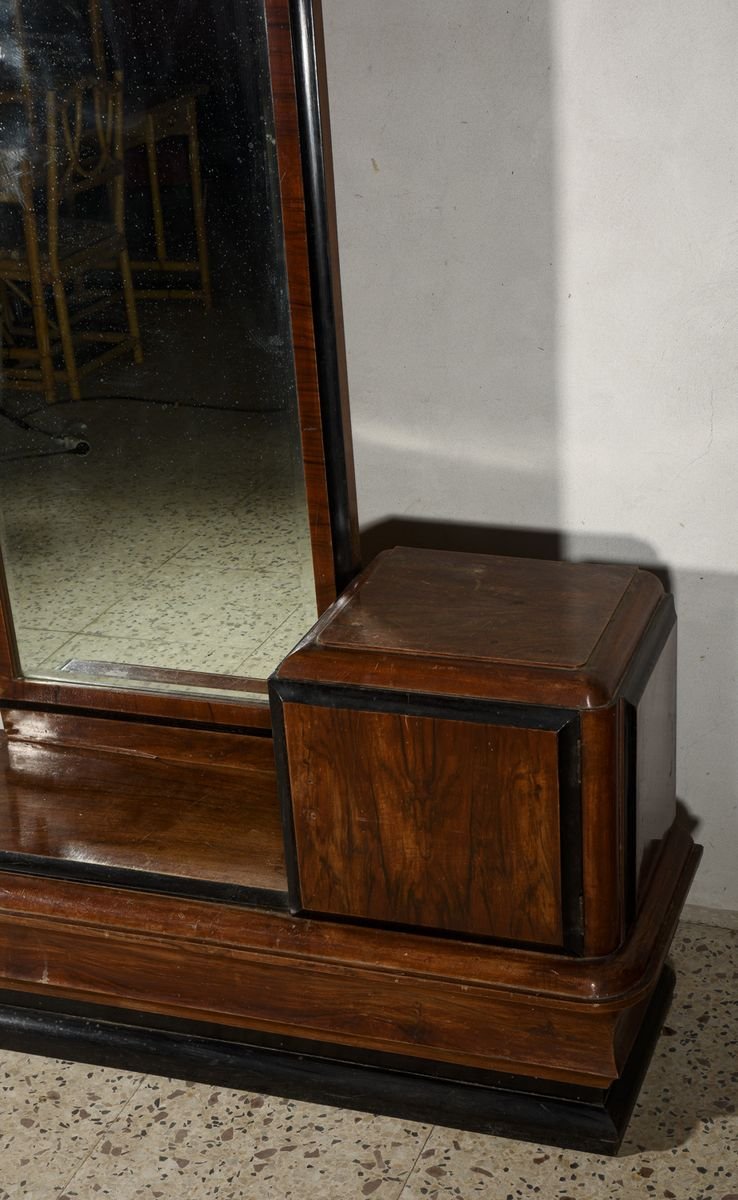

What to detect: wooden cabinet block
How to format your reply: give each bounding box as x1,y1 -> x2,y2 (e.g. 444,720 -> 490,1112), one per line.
272,548 -> 678,956
283,702 -> 566,944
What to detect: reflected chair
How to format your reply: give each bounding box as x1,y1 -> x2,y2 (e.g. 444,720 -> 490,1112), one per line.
89,0 -> 212,308
0,74 -> 143,403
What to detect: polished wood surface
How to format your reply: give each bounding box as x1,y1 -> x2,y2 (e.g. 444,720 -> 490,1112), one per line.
0,548 -> 692,1115
579,704 -> 624,956
0,813 -> 698,1006
284,702 -> 564,944
266,0 -> 346,615
321,547 -> 640,667
0,816 -> 700,1089
0,9 -> 694,1146
0,730 -> 285,893
0,972 -> 677,1154
280,549 -> 664,709
2,709 -> 276,770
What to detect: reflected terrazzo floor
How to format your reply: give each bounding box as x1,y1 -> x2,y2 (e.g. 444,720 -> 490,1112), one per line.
0,920 -> 735,1199
0,395 -> 317,697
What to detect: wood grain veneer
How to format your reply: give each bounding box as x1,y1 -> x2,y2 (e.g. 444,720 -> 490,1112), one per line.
0,11 -> 698,1150
266,0 -> 336,614
321,549 -> 641,667
0,732 -> 286,895
0,815 -> 700,1090
1,710 -> 275,769
281,548 -> 664,709
284,703 -> 564,944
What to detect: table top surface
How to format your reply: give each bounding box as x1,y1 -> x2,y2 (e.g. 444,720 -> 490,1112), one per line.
276,547 -> 667,709
318,548 -> 653,670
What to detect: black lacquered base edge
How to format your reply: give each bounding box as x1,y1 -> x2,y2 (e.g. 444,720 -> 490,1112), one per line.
0,966 -> 674,1155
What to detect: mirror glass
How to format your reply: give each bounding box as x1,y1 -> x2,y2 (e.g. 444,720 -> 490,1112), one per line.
0,0 -> 317,697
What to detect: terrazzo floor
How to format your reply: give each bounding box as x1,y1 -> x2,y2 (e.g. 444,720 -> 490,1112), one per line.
0,919 -> 735,1199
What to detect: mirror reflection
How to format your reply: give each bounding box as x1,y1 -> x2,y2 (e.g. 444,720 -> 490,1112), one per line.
0,0 -> 316,696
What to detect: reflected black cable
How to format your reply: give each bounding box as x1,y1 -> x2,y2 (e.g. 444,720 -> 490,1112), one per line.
0,445 -> 89,463
0,406 -> 90,460
20,394 -> 265,417
1,392 -> 271,464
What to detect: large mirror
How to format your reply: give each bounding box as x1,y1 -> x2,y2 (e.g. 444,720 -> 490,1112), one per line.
0,0 -> 322,699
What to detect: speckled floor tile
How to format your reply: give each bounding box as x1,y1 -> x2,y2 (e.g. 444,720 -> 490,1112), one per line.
0,1053 -> 143,1200
57,1083 -> 430,1199
170,508 -> 313,576
398,920 -> 738,1200
235,601 -> 320,676
14,626 -> 79,669
77,564 -> 311,656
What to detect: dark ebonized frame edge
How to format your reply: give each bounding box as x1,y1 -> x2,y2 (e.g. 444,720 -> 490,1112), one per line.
617,595 -> 676,707
558,718 -> 585,955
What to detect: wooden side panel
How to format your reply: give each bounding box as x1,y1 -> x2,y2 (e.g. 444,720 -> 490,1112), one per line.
283,704 -> 564,944
0,817 -> 700,1006
633,627 -> 677,902
580,706 -> 624,957
1,709 -> 276,771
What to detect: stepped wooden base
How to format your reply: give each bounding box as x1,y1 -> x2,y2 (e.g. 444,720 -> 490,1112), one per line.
0,817 -> 700,1152
0,965 -> 675,1155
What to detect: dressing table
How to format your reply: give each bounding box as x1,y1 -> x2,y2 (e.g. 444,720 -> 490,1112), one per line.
0,0 -> 699,1153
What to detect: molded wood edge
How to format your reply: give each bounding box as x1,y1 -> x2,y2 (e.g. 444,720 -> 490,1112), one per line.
276,556 -> 666,710
0,816 -> 699,1012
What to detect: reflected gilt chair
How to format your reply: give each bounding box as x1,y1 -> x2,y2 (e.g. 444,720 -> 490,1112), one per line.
89,0 -> 212,308
0,74 -> 143,403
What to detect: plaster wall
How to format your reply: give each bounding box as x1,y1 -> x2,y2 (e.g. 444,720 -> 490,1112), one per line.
321,0 -> 738,912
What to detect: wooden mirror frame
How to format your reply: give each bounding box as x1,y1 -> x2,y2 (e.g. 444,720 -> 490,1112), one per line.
0,0 -> 359,734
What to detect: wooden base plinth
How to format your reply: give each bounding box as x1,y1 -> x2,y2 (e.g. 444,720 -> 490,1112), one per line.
0,817 -> 700,1151
0,966 -> 674,1155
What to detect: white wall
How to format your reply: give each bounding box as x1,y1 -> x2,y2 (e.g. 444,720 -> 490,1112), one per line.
321,0 -> 738,913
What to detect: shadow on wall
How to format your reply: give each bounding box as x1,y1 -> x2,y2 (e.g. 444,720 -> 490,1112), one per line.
362,516 -> 561,564
324,0 -> 561,536
361,518 -> 672,591
324,1 -> 738,913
